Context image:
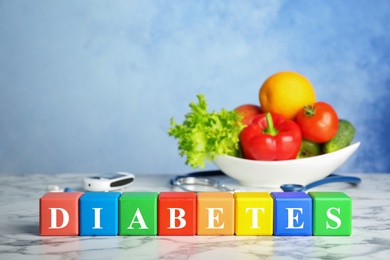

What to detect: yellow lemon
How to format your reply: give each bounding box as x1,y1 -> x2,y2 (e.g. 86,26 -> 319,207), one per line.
259,71 -> 316,120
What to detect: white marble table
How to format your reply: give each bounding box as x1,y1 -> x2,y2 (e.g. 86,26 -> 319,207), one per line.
1,173 -> 389,259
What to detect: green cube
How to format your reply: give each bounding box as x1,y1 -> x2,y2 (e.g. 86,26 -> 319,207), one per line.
309,192 -> 352,236
119,192 -> 158,236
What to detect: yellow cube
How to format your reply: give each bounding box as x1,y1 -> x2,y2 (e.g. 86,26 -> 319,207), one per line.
234,192 -> 274,235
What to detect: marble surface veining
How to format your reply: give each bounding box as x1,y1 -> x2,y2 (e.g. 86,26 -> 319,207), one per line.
0,173 -> 390,260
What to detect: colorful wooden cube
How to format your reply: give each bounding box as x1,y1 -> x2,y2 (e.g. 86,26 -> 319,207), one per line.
158,192 -> 197,236
234,192 -> 273,236
79,192 -> 121,236
309,192 -> 352,236
271,192 -> 312,236
197,192 -> 234,235
40,192 -> 83,236
39,190 -> 354,237
119,192 -> 158,236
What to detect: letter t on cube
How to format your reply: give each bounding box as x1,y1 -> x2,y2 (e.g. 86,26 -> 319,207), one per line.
271,192 -> 312,236
234,192 -> 273,235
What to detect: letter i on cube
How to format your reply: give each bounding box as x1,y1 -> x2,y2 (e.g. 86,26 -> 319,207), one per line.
79,192 -> 121,236
309,192 -> 352,236
271,192 -> 312,236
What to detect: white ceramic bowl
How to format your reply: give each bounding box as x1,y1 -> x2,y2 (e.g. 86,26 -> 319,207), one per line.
213,142 -> 361,188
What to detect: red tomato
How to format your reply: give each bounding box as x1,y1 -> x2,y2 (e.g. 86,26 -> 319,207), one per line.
295,102 -> 338,143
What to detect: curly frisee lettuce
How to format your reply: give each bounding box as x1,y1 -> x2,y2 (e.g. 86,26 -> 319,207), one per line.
168,94 -> 244,169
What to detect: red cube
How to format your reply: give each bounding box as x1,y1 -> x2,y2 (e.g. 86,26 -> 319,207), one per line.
157,192 -> 197,236
40,192 -> 83,236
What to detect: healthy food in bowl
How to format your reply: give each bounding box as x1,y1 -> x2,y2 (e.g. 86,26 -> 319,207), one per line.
168,71 -> 359,186
213,142 -> 360,187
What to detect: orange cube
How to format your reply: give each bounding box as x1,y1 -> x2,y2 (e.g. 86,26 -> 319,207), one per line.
40,192 -> 83,236
197,192 -> 234,235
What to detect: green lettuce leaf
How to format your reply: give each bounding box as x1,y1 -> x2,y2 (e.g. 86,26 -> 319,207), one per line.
168,94 -> 244,168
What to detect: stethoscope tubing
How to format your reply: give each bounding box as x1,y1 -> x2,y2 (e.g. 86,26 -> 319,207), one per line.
170,170 -> 361,192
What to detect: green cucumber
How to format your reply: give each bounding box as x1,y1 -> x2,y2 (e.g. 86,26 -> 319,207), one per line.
323,119 -> 355,153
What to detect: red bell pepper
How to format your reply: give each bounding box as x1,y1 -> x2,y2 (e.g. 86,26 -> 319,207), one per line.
239,112 -> 302,161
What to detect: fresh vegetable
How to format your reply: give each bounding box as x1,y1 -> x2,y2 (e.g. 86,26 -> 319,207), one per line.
323,119 -> 355,153
168,94 -> 245,169
239,112 -> 302,161
297,139 -> 322,158
295,101 -> 339,143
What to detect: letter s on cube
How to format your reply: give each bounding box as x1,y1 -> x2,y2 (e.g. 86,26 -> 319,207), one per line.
40,192 -> 83,236
309,192 -> 352,236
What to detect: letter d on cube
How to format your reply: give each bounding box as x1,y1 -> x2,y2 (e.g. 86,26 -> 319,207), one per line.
40,192 -> 83,236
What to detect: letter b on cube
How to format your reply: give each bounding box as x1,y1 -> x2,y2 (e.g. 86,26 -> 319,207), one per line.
158,192 -> 197,236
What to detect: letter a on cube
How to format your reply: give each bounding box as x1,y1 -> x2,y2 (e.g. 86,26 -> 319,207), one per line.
158,192 -> 197,236
40,192 -> 83,236
79,192 -> 121,236
119,192 -> 158,236
271,192 -> 312,236
309,192 -> 352,236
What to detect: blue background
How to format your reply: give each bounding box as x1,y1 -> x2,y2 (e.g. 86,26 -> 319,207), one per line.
0,0 -> 389,174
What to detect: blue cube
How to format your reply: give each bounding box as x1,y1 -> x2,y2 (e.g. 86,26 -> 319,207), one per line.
271,192 -> 312,236
79,192 -> 121,236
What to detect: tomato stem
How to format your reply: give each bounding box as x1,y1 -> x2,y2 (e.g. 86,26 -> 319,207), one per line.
303,104 -> 316,117
263,112 -> 279,136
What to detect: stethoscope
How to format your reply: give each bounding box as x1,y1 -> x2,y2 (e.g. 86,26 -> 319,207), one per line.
170,170 -> 234,192
170,170 -> 361,192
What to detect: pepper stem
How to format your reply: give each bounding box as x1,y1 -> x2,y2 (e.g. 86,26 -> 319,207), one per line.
263,112 -> 279,136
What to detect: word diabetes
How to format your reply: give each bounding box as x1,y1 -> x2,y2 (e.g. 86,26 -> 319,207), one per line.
39,191 -> 352,236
